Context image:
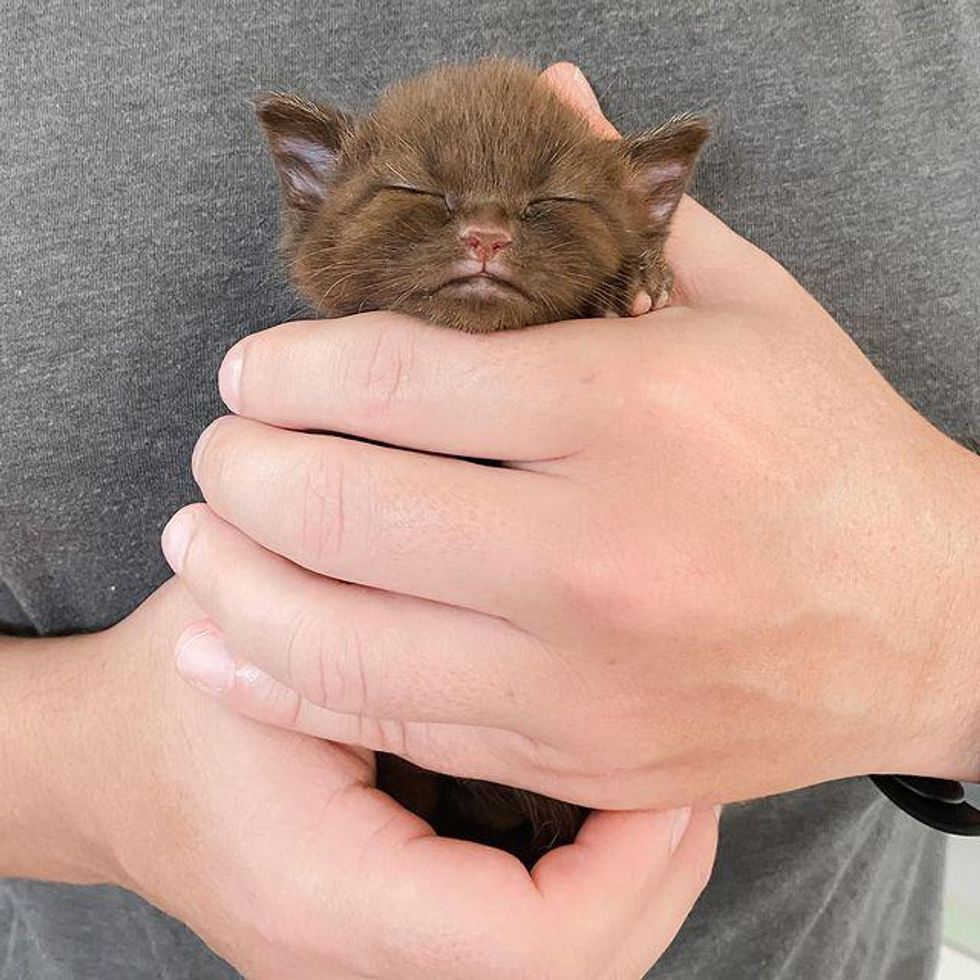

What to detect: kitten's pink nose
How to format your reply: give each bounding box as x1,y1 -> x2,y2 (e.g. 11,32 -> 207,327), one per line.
459,223 -> 512,263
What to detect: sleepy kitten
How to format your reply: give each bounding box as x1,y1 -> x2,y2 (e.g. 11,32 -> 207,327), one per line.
256,58 -> 709,866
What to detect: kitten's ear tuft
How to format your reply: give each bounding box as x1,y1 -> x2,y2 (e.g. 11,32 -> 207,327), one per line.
623,114 -> 712,226
255,93 -> 354,212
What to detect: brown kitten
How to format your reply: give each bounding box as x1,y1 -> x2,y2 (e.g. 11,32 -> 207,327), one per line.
256,58 -> 709,867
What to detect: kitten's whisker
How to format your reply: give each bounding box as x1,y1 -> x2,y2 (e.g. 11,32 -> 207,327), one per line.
315,269 -> 365,306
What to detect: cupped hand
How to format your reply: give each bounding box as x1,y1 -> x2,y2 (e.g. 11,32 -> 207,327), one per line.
162,64 -> 980,813
71,577 -> 715,980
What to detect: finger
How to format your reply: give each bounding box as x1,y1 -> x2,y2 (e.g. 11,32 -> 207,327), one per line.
188,415 -> 577,618
165,504 -> 561,728
173,629 -> 373,769
533,806 -> 718,977
173,632 -> 559,808
543,62 -> 799,311
219,313 -> 615,460
664,197 -> 799,310
541,62 -> 621,139
164,546 -> 597,804
598,807 -> 718,979
173,647 -> 653,811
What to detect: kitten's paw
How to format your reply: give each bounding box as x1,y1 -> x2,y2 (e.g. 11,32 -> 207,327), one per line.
629,291 -> 653,316
641,254 -> 674,314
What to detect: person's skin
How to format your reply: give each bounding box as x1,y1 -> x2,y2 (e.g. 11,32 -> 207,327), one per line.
0,577 -> 718,979
162,63 -> 980,811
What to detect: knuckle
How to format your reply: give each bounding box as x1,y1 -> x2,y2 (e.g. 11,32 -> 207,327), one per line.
269,680 -> 305,731
341,714 -> 406,755
279,606 -> 376,716
375,717 -> 409,756
235,664 -> 305,731
298,447 -> 350,567
353,321 -> 416,418
328,621 -> 372,713
279,608 -> 326,702
275,608 -> 408,729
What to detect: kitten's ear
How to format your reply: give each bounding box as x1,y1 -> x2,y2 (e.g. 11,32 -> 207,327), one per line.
255,93 -> 355,212
622,115 -> 712,226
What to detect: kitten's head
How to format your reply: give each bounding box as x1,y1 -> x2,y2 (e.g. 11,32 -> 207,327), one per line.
257,60 -> 709,332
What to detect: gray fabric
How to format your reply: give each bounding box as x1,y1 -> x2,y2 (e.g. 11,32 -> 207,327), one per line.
2,0 -> 977,976
0,584 -> 32,635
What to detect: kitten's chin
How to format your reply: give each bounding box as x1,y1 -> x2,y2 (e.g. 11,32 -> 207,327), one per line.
437,274 -> 526,302
397,293 -> 551,333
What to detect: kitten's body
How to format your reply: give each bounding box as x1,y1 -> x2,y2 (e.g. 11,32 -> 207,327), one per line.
257,59 -> 708,866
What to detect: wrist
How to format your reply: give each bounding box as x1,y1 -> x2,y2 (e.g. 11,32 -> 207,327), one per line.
895,439 -> 980,782
0,632 -> 127,885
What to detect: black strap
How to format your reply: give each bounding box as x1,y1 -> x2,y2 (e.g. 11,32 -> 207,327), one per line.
870,774 -> 980,835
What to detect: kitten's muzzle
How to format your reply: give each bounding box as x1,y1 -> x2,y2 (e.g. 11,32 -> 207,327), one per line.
434,258 -> 530,302
436,271 -> 529,302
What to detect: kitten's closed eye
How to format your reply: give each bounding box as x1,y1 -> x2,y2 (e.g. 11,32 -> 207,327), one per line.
377,183 -> 454,217
521,196 -> 600,219
527,194 -> 597,205
379,183 -> 445,199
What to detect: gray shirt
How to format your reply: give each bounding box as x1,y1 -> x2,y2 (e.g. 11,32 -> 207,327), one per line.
2,2 -> 977,977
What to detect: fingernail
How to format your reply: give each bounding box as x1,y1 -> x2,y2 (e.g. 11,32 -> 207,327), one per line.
713,804 -> 723,821
669,806 -> 693,854
218,342 -> 245,413
161,509 -> 194,574
191,418 -> 221,479
175,627 -> 235,694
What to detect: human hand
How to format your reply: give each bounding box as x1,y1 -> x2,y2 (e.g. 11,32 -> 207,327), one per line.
9,577 -> 714,979
162,64 -> 980,813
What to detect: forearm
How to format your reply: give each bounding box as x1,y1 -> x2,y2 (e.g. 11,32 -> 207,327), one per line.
0,633 -> 116,883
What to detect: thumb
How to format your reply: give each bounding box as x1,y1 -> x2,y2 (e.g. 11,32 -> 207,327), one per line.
534,806 -> 719,978
540,62 -> 621,139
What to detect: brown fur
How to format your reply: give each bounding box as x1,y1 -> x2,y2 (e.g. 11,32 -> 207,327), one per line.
256,58 -> 709,866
